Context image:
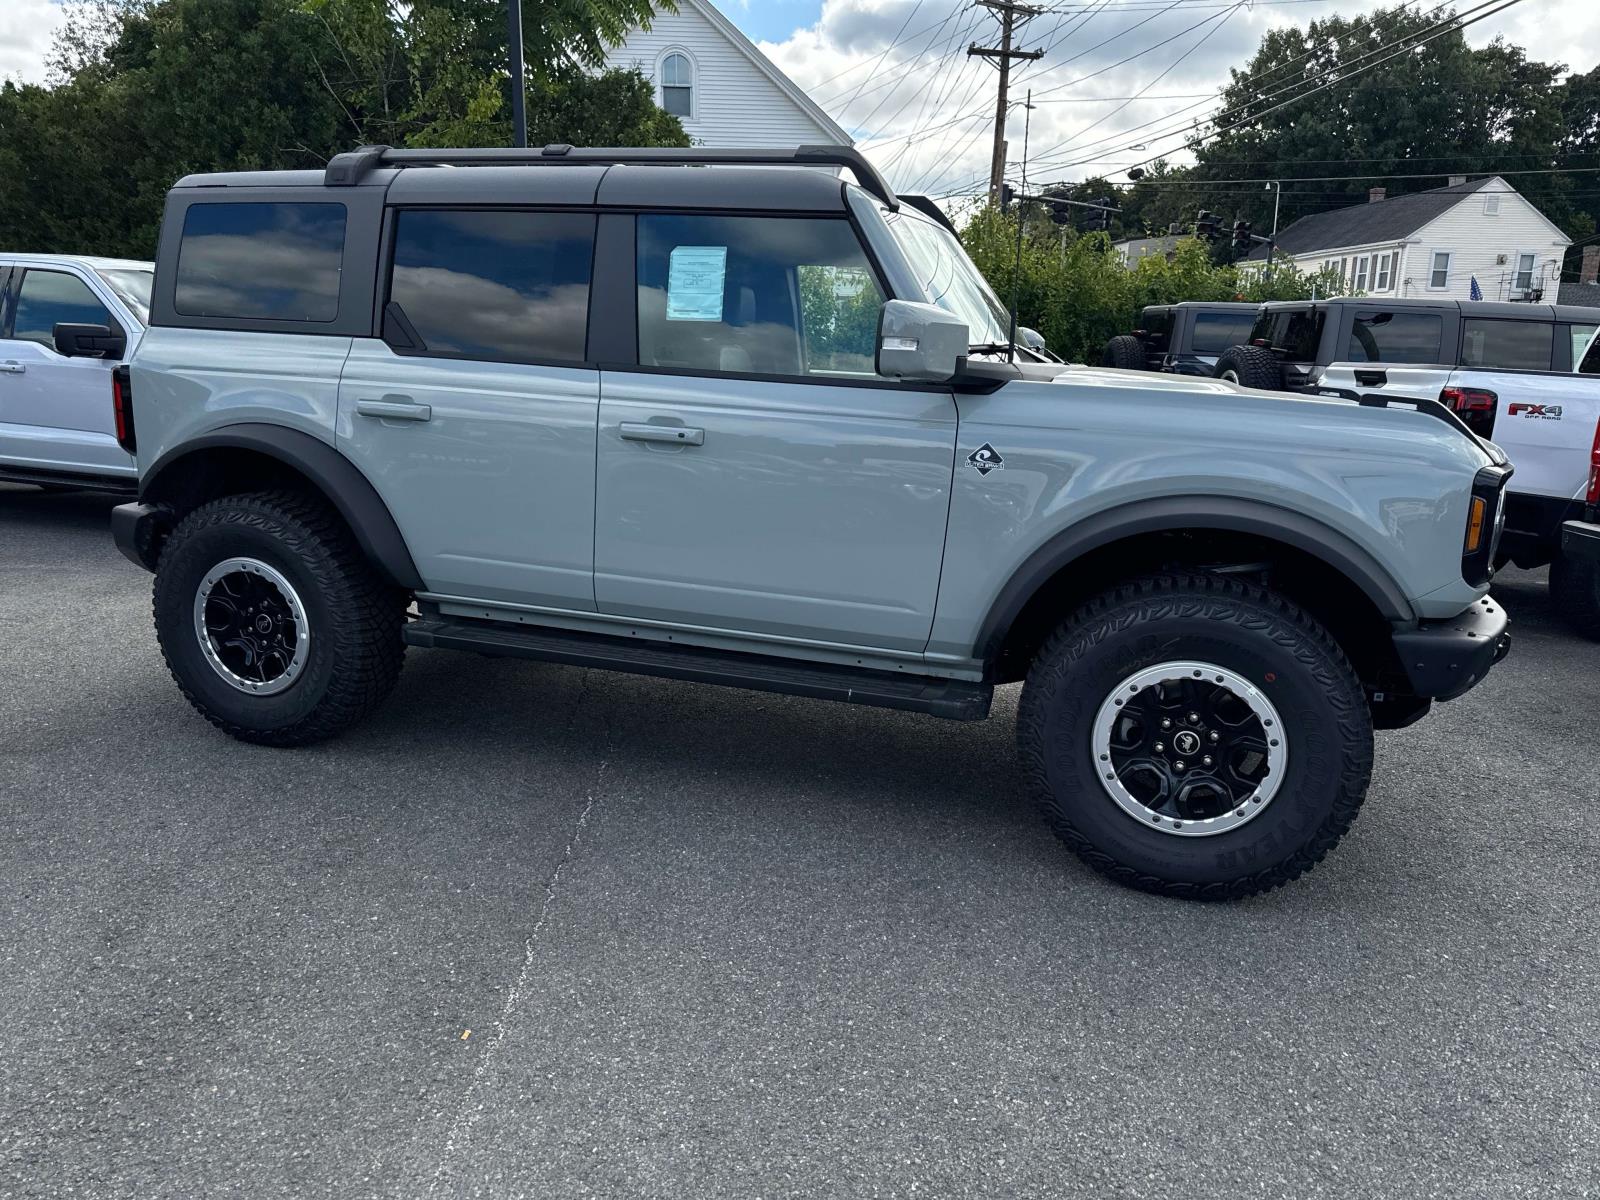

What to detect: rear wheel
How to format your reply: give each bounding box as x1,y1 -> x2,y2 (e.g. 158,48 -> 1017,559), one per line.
1101,334 -> 1146,370
1214,344 -> 1284,390
1016,574 -> 1373,899
1550,551 -> 1600,640
153,490 -> 406,745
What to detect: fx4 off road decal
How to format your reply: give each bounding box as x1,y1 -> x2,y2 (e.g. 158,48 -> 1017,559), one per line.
967,443 -> 1005,475
1508,403 -> 1563,420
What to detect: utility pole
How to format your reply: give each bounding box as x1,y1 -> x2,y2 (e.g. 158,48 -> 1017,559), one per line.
968,1 -> 1043,207
507,0 -> 527,148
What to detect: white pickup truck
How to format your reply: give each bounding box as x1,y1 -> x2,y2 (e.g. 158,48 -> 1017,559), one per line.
0,253 -> 152,493
1212,298 -> 1600,636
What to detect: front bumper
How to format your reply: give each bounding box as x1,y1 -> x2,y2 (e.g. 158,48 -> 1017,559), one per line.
1561,519 -> 1600,565
111,501 -> 170,572
1391,595 -> 1511,702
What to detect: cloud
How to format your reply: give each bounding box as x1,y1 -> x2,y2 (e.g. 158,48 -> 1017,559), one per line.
0,0 -> 66,85
757,0 -> 1600,205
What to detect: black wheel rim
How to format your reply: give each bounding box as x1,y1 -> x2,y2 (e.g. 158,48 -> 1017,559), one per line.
192,557 -> 310,695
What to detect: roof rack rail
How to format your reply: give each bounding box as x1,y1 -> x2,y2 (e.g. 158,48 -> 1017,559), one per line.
323,143 -> 900,210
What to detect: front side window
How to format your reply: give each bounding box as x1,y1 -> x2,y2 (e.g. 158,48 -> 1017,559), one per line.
388,209 -> 595,364
1429,252 -> 1450,289
1513,253 -> 1535,291
887,210 -> 1011,347
660,52 -> 693,117
1189,312 -> 1254,355
1460,319 -> 1553,371
1347,311 -> 1444,363
12,269 -> 111,347
175,202 -> 346,321
636,214 -> 884,378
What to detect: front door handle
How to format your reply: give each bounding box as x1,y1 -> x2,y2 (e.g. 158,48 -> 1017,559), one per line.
0,362 -> 24,374
620,422 -> 704,446
357,397 -> 431,422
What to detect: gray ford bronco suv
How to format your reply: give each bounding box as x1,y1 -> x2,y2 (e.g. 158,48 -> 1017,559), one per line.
112,145 -> 1512,898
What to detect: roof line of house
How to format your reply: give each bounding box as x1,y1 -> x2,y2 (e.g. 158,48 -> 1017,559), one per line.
677,0 -> 854,146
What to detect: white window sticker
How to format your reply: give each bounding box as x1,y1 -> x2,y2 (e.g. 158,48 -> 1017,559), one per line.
667,246 -> 727,321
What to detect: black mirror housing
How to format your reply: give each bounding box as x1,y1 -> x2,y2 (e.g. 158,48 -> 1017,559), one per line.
53,322 -> 126,359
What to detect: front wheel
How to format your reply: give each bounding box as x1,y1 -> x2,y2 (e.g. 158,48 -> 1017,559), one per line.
1550,551 -> 1600,640
1016,574 -> 1373,899
153,490 -> 406,745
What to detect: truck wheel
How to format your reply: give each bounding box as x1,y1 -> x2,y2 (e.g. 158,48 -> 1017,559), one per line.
1550,552 -> 1600,640
152,490 -> 406,746
1101,335 -> 1145,370
1016,573 -> 1373,899
1214,345 -> 1283,390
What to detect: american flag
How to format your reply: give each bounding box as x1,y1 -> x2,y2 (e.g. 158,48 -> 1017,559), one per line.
1469,276 -> 1483,301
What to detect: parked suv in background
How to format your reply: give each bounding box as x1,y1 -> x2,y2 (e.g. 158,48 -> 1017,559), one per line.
1102,302 -> 1258,376
111,145 -> 1511,899
1214,297 -> 1600,635
0,254 -> 152,492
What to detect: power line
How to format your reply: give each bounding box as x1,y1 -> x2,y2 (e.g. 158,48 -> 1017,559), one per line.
968,0 -> 1047,203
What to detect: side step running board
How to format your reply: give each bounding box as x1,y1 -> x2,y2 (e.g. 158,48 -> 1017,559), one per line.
404,617 -> 993,721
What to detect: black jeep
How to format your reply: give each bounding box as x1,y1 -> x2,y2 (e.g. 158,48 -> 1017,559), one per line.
1101,302 -> 1258,376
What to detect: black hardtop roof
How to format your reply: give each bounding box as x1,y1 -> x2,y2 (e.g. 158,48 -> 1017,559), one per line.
173,144 -> 899,214
1258,296 -> 1600,323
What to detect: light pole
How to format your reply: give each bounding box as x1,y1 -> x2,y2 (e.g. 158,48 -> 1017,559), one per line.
507,0 -> 527,148
1264,180 -> 1281,282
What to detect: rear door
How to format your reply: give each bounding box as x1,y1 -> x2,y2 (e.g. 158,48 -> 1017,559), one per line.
0,264 -> 135,478
337,207 -> 601,609
592,211 -> 958,652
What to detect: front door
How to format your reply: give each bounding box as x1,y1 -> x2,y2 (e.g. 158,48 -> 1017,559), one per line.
594,212 -> 958,653
0,265 -> 134,477
337,208 -> 601,609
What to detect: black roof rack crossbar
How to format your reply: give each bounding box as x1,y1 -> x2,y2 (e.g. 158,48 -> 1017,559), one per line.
324,143 -> 900,210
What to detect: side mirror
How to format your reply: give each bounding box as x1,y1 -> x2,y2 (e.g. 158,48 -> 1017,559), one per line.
877,300 -> 967,382
53,322 -> 126,360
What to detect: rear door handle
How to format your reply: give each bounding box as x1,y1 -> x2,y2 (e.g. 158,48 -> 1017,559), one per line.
620,422 -> 704,446
357,397 -> 431,422
0,362 -> 24,374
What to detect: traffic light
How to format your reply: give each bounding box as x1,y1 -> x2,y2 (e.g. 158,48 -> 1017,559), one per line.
999,183 -> 1014,214
1085,197 -> 1114,232
1195,209 -> 1221,241
1232,219 -> 1253,253
1049,202 -> 1072,226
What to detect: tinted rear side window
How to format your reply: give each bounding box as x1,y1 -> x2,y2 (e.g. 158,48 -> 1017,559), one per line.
175,202 -> 346,322
388,210 -> 596,364
1190,312 -> 1255,355
1254,309 -> 1321,359
1139,308 -> 1172,352
1346,311 -> 1443,364
1460,319 -> 1553,371
13,270 -> 111,346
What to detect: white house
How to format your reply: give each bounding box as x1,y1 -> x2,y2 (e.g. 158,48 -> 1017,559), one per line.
604,0 -> 852,148
1244,177 -> 1570,302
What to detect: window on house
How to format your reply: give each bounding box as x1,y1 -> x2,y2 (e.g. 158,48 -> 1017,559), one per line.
1429,252 -> 1450,289
1513,252 -> 1535,292
1375,253 -> 1393,292
1484,194 -> 1500,216
660,52 -> 693,117
1347,311 -> 1444,363
1354,256 -> 1370,292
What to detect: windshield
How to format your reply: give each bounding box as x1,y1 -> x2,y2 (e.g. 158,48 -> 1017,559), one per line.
96,268 -> 153,325
886,210 -> 1012,347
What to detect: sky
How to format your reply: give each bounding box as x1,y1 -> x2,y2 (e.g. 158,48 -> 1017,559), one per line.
4,0 -> 1597,202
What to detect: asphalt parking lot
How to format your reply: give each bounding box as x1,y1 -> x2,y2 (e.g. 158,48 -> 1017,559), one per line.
2,481 -> 1598,1200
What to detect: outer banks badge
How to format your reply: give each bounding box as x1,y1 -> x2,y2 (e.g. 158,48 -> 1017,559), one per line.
966,443 -> 1005,475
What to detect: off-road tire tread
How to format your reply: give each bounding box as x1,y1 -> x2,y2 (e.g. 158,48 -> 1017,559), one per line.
1102,334 -> 1145,370
1016,572 -> 1373,900
153,489 -> 405,746
1214,344 -> 1284,390
1550,554 -> 1600,641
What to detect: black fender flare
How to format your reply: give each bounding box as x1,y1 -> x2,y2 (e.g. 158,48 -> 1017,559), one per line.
141,423 -> 424,590
974,495 -> 1415,661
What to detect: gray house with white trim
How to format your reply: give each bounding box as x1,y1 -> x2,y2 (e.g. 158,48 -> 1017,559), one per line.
1244,177 -> 1569,303
604,0 -> 852,148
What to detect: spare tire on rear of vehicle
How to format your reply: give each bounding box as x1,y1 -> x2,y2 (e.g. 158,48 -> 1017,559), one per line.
1102,335 -> 1146,370
1214,345 -> 1284,390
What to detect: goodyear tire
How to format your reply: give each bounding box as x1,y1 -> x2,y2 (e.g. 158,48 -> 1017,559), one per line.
153,490 -> 406,746
1550,551 -> 1600,640
1101,334 -> 1146,370
1016,574 -> 1373,899
1214,344 -> 1284,390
